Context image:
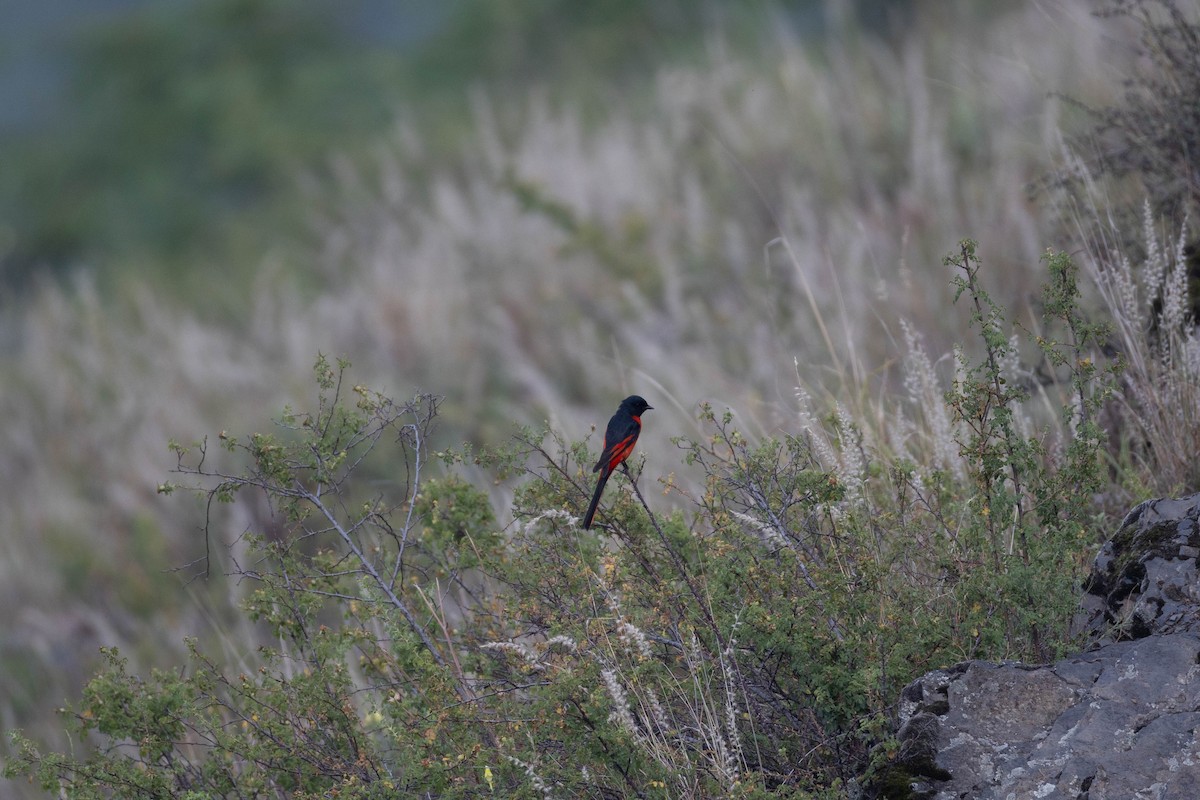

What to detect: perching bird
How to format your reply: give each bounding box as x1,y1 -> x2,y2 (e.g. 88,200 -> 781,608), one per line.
583,395 -> 653,530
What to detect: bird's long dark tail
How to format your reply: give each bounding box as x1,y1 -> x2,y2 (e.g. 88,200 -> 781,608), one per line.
582,468 -> 612,529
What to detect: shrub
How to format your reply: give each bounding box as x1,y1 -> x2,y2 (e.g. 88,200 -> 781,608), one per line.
7,356 -> 505,797
6,241 -> 1119,797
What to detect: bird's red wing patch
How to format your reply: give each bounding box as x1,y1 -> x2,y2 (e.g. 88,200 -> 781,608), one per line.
605,435 -> 637,472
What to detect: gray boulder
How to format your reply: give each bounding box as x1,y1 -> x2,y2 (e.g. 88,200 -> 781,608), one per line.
870,494 -> 1200,799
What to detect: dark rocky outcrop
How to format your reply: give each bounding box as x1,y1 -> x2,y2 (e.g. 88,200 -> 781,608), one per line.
1077,494 -> 1200,643
868,494 -> 1200,800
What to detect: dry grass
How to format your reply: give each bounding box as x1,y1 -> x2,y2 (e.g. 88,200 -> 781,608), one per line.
1069,190 -> 1200,493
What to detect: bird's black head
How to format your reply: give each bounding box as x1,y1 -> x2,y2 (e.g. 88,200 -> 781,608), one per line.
620,395 -> 653,415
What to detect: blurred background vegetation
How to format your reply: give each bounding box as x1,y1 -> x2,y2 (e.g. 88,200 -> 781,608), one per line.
3,0 -> 1193,795
1,0 -> 901,304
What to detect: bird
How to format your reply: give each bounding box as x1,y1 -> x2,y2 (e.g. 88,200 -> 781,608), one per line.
583,395 -> 653,530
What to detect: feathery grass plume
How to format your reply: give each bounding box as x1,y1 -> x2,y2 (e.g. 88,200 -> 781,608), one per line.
593,589 -> 751,795
1113,251 -> 1144,341
504,754 -> 557,800
680,631 -> 746,790
543,634 -> 578,653
600,578 -> 655,661
480,640 -> 544,671
1077,193 -> 1199,490
1159,223 -> 1192,334
614,619 -> 654,663
517,508 -> 582,532
732,509 -> 790,551
717,635 -> 747,782
833,402 -> 866,508
600,663 -> 696,795
1143,200 -> 1169,304
793,374 -> 838,471
1001,332 -> 1037,445
601,668 -> 639,737
882,407 -> 919,473
900,319 -> 963,480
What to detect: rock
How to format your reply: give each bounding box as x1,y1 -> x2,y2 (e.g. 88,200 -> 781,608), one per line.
868,494 -> 1200,799
874,634 -> 1200,799
1076,493 -> 1200,642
